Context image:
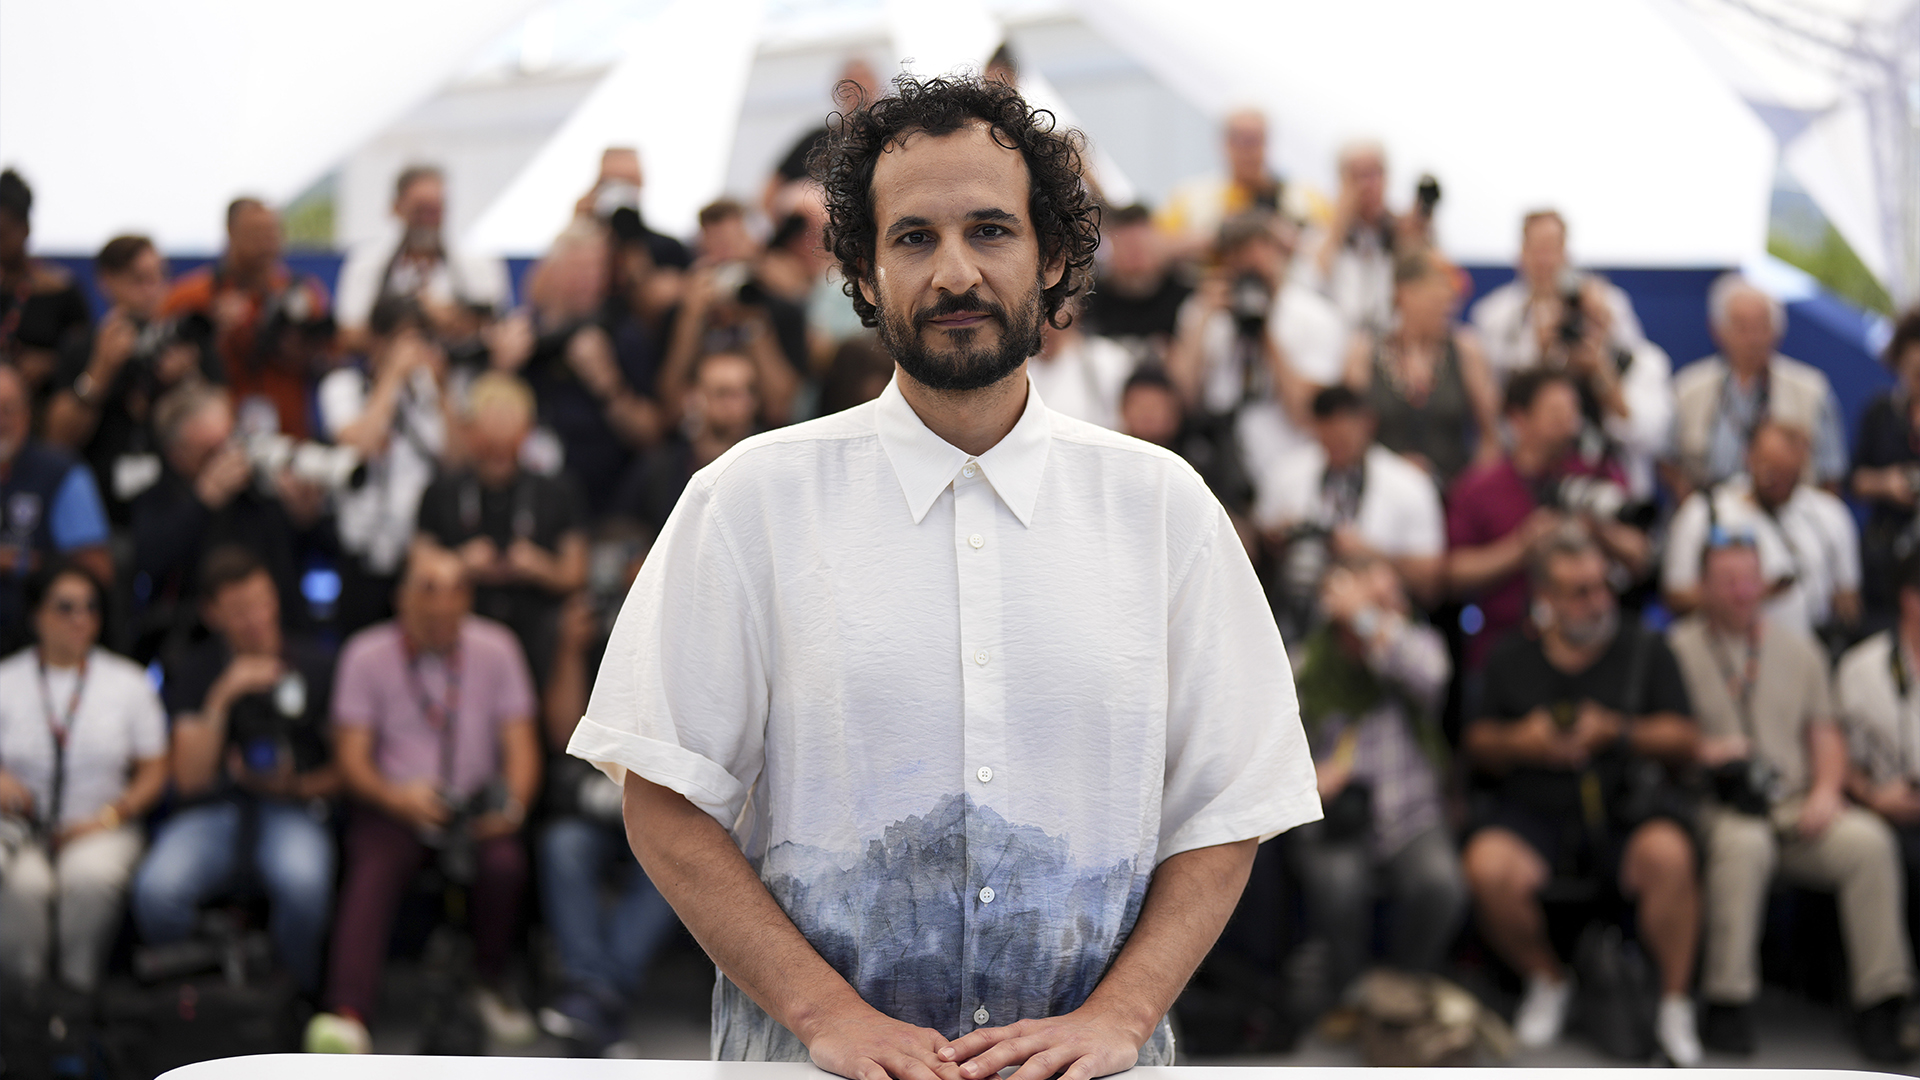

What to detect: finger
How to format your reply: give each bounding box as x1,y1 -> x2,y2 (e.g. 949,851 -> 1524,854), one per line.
1057,1052 -> 1104,1080
959,1034 -> 1043,1077
1002,1046 -> 1068,1080
940,1029 -> 1003,1063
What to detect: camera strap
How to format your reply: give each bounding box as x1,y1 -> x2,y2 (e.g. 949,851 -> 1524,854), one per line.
1712,364 -> 1771,457
34,649 -> 90,837
1706,624 -> 1763,744
1892,636 -> 1918,779
403,641 -> 464,792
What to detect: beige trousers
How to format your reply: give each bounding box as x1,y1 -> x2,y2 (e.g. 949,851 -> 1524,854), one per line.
0,823 -> 143,992
1701,801 -> 1915,1006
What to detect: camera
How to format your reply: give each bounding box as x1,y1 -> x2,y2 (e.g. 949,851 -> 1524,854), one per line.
1713,758 -> 1785,817
1414,174 -> 1441,218
244,431 -> 367,492
1228,273 -> 1272,339
709,260 -> 766,308
227,670 -> 316,778
425,781 -> 512,886
1555,268 -> 1588,347
252,284 -> 335,367
1543,474 -> 1653,528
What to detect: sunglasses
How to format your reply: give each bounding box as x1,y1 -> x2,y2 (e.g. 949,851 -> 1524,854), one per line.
1706,525 -> 1759,551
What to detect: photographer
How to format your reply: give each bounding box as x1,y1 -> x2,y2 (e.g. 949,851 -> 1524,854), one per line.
414,373 -> 587,690
130,546 -> 338,995
45,235 -> 217,524
1284,553 -> 1463,1018
162,198 -> 333,440
1340,248 -> 1500,487
1849,308 -> 1920,625
1302,142 -> 1433,335
492,219 -> 666,516
306,545 -> 540,1054
321,296 -> 459,635
0,362 -> 113,653
1462,526 -> 1701,1063
0,562 -> 168,993
1839,550 -> 1920,954
132,382 -> 325,646
1663,420 -> 1860,641
334,165 -> 509,354
1669,538 -> 1914,1061
1468,210 -> 1670,499
1165,211 -> 1346,511
1256,386 -> 1444,622
535,556 -> 680,1055
655,200 -> 801,427
1446,370 -> 1650,671
610,350 -> 760,534
0,170 -> 92,408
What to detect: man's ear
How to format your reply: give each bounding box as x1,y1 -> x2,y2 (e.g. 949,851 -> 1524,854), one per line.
1041,248 -> 1067,292
854,262 -> 877,308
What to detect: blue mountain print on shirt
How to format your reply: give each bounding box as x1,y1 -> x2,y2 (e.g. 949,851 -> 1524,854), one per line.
757,792 -> 1148,1038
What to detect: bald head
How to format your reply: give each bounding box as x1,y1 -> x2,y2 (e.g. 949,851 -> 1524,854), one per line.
1223,109 -> 1268,188
1747,420 -> 1809,509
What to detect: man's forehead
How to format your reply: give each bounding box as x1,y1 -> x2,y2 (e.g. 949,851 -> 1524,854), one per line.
872,122 -> 1030,209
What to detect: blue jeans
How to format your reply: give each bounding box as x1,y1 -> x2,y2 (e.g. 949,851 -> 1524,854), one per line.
132,798 -> 335,993
539,815 -> 679,1000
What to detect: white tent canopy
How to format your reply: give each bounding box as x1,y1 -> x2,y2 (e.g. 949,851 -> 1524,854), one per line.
0,0 -> 1860,276
0,0 -> 540,253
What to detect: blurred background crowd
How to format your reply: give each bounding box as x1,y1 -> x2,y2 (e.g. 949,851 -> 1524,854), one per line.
3,0 -> 1920,1075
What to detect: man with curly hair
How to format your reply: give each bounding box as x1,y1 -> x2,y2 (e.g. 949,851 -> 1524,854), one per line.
569,74 -> 1317,1078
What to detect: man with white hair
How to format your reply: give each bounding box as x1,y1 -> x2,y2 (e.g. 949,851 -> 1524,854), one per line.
1668,273 -> 1846,498
1158,109 -> 1306,257
1302,140 -> 1418,336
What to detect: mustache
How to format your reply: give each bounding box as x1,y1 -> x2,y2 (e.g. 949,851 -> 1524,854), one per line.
915,290 -> 1007,330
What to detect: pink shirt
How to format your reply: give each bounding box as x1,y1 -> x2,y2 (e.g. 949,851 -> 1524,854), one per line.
332,617 -> 534,800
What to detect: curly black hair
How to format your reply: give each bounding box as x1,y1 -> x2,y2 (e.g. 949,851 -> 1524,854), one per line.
813,73 -> 1100,331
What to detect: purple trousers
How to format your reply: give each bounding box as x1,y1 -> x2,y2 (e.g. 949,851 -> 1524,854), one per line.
324,806 -> 526,1019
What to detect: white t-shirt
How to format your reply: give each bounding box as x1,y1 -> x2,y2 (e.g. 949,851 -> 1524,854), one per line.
1468,277 -> 1647,381
1253,443 -> 1444,559
1664,475 -> 1861,634
318,366 -> 447,574
334,231 -> 511,331
0,648 -> 165,830
569,377 -> 1319,1059
1836,631 -> 1920,785
1025,333 -> 1135,431
1182,282 -> 1348,496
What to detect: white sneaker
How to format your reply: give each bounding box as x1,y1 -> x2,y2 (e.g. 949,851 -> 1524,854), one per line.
1656,993 -> 1703,1066
473,985 -> 539,1046
1513,974 -> 1574,1048
304,1012 -> 371,1054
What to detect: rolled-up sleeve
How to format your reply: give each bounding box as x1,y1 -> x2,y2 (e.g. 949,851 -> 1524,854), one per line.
568,475 -> 771,832
1156,504 -> 1321,863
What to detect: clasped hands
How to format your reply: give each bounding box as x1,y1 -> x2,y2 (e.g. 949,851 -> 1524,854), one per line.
808,999 -> 1146,1080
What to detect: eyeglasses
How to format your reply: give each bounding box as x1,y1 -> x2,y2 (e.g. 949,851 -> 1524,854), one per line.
49,597 -> 101,618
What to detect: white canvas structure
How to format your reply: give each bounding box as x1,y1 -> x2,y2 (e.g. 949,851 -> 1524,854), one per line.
0,0 -> 1898,289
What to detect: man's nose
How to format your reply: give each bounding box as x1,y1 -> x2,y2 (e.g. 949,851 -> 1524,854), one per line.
929,236 -> 985,297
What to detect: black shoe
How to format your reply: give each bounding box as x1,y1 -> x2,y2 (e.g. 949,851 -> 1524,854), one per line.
1699,1002 -> 1754,1056
1856,996 -> 1919,1064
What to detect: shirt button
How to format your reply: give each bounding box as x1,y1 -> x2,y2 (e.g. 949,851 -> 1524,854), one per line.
968,533 -> 984,549
973,650 -> 989,666
962,463 -> 978,479
979,886 -> 995,904
976,766 -> 993,783
974,1007 -> 990,1026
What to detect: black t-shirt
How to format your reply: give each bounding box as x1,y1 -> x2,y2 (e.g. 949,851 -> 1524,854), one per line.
1,273 -> 91,353
131,468 -> 314,630
521,320 -> 658,518
1478,625 -> 1692,818
164,635 -> 336,787
1852,392 -> 1920,612
57,317 -> 220,525
1082,274 -> 1192,343
611,436 -> 698,533
416,469 -> 583,639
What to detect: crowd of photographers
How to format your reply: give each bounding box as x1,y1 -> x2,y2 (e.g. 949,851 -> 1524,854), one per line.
6,58 -> 1920,1067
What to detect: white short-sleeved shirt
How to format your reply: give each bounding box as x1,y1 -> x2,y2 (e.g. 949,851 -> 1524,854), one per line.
1253,443 -> 1443,559
1663,475 -> 1861,633
0,647 -> 166,829
1836,631 -> 1920,786
570,376 -> 1319,1060
334,233 -> 510,332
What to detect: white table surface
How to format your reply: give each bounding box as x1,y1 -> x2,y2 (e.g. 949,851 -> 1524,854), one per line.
157,1060 -> 1907,1080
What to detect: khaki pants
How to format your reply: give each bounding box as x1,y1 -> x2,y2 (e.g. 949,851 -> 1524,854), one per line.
0,824 -> 143,992
1702,802 -> 1915,1006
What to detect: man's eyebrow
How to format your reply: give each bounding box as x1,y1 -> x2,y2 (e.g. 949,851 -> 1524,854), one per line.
882,209 -> 1022,240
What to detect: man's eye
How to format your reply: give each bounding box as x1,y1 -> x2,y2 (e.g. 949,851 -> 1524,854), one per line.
900,231 -> 930,245
977,224 -> 1008,238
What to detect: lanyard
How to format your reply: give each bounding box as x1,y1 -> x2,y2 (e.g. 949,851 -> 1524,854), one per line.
1708,626 -> 1762,742
403,643 -> 463,789
35,650 -> 90,833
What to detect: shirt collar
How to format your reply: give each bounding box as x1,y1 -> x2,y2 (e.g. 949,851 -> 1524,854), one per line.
874,374 -> 1052,528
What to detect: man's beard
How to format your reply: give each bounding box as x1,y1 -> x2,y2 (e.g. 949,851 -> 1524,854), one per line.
876,281 -> 1043,392
1559,604 -> 1619,650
